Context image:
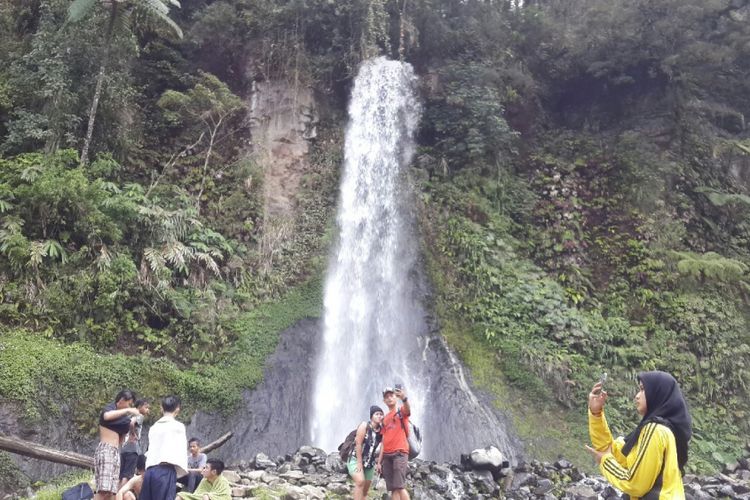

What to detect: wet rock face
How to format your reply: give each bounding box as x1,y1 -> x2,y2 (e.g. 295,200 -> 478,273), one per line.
0,402 -> 95,488
187,318 -> 322,461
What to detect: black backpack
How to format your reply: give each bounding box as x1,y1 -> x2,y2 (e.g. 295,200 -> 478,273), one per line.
337,427 -> 358,462
62,482 -> 93,500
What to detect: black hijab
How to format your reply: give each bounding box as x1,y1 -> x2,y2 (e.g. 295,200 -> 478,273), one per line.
622,371 -> 692,473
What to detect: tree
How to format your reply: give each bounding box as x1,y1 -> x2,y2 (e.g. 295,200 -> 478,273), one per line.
67,0 -> 183,165
157,72 -> 243,213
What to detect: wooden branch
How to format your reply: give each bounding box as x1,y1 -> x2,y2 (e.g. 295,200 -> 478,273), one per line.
200,432 -> 233,454
0,430 -> 233,469
0,433 -> 94,469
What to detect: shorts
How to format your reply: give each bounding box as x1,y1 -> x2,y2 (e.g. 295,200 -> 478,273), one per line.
95,442 -> 121,493
120,451 -> 139,479
347,457 -> 375,481
381,452 -> 408,491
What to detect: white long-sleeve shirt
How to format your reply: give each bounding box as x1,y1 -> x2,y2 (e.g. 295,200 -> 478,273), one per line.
145,415 -> 188,477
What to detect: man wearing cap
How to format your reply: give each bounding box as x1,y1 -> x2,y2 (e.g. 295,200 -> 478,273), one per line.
376,386 -> 411,500
348,405 -> 384,500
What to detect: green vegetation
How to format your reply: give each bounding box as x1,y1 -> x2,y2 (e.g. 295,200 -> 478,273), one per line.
1,0 -> 749,490
0,275 -> 321,429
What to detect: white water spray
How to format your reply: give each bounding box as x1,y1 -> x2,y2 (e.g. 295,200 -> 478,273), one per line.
310,57 -> 425,451
309,57 -> 521,463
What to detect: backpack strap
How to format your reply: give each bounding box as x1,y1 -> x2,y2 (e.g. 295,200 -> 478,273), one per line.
396,408 -> 409,437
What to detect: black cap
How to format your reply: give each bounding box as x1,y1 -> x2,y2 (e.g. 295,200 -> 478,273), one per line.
370,405 -> 384,418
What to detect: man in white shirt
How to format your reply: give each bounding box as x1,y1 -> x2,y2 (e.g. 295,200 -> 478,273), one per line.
140,395 -> 188,500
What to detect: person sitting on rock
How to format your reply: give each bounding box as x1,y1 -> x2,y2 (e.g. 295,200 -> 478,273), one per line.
348,405 -> 384,500
175,459 -> 231,500
178,438 -> 207,493
116,454 -> 146,500
586,371 -> 692,500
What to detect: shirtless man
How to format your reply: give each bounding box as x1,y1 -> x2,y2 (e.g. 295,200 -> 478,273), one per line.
95,390 -> 141,500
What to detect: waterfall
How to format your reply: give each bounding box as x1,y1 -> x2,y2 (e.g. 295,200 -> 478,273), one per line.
310,57 -> 424,451
310,57 -> 521,463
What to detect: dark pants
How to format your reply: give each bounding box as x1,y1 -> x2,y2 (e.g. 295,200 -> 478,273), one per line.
140,464 -> 176,500
177,472 -> 202,493
119,452 -> 139,480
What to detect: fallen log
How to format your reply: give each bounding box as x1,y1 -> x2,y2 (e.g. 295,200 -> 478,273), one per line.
0,430 -> 234,469
201,431 -> 233,454
0,433 -> 94,469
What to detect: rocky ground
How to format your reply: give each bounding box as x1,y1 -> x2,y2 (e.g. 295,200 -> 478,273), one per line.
217,444 -> 750,499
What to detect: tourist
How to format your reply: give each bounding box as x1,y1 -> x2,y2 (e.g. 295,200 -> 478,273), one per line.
586,371 -> 692,499
175,459 -> 231,500
116,454 -> 146,500
119,399 -> 150,488
376,386 -> 411,500
140,395 -> 188,500
179,437 -> 207,493
348,405 -> 384,500
95,390 -> 141,500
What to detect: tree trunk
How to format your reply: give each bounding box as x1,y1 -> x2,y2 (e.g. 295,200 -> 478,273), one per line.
195,116 -> 223,215
0,433 -> 94,469
80,63 -> 105,166
200,432 -> 233,454
0,431 -> 233,469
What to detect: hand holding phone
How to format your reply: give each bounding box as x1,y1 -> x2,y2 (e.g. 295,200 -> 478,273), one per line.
589,373 -> 608,415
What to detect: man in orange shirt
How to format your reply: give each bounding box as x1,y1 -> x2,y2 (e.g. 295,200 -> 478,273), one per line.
376,385 -> 411,500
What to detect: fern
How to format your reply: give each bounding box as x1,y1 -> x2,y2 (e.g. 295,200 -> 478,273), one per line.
27,241 -> 45,268
695,187 -> 750,208
143,247 -> 167,274
670,250 -> 749,283
43,240 -> 67,263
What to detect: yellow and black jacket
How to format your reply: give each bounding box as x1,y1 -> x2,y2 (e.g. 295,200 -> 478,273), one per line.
589,410 -> 685,500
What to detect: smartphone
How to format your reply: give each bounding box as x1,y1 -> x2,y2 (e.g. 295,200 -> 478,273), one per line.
599,372 -> 608,388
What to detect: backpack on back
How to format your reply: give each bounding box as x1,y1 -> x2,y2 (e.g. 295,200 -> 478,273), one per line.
337,427 -> 358,462
398,409 -> 422,460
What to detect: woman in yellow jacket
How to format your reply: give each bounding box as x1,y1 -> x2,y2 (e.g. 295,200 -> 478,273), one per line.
586,371 -> 692,500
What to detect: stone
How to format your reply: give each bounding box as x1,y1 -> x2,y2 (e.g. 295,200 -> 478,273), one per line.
222,470 -> 242,483
471,470 -> 499,496
725,462 -> 740,474
301,485 -> 327,499
252,453 -> 277,470
280,470 -> 305,481
555,459 -> 573,470
511,471 -> 535,490
534,478 -> 555,495
720,484 -> 736,497
243,470 -> 265,481
230,486 -> 248,497
564,484 -> 598,499
426,472 -> 450,494
469,446 -> 506,468
735,483 -> 750,495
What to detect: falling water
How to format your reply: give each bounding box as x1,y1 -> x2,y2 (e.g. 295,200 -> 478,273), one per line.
310,57 -> 423,450
310,57 -> 521,463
